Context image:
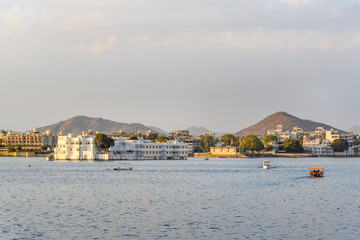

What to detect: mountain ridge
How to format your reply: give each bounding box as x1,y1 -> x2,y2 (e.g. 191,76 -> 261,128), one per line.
186,126 -> 230,137
36,116 -> 152,136
147,126 -> 169,135
349,125 -> 360,135
234,111 -> 340,137
186,126 -> 209,136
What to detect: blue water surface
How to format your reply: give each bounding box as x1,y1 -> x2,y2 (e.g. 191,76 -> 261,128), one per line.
0,157 -> 359,240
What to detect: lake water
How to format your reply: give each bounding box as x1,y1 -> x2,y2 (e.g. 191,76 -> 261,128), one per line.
1,157 -> 359,240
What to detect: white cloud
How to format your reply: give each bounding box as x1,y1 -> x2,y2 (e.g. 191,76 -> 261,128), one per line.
131,35 -> 149,44
127,29 -> 360,54
61,12 -> 107,31
79,35 -> 117,54
0,11 -> 24,32
1,0 -> 360,132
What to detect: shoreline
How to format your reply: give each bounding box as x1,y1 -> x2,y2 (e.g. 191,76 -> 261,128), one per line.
194,152 -> 360,158
1,154 -> 360,159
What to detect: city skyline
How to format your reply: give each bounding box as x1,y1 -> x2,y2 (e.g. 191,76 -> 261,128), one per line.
1,0 -> 360,132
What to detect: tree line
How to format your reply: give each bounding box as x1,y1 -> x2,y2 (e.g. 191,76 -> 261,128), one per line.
196,134 -> 355,153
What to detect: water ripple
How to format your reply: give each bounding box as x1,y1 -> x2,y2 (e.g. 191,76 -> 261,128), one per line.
0,157 -> 359,239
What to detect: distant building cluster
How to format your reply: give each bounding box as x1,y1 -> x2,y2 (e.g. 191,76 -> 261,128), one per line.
2,123 -> 358,159
265,125 -> 359,156
0,126 -> 210,159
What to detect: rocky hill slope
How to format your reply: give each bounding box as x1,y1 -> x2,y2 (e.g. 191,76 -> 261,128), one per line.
234,112 -> 339,137
37,116 -> 151,136
147,126 -> 169,135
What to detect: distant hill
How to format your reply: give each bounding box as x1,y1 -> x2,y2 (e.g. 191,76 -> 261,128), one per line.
349,125 -> 360,135
0,129 -> 20,135
147,126 -> 169,135
186,126 -> 209,136
37,116 -> 151,136
234,111 -> 340,137
186,126 -> 230,137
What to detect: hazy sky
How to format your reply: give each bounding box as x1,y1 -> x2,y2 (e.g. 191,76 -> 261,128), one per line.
1,0 -> 360,132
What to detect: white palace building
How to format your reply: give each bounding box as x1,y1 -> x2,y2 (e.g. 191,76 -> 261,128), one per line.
54,134 -> 189,160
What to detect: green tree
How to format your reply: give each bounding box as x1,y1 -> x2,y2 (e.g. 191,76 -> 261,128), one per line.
146,133 -> 159,140
296,137 -> 304,146
264,145 -> 273,152
157,135 -> 169,143
283,139 -> 304,153
128,136 -> 139,140
262,135 -> 278,146
95,133 -> 115,149
240,134 -> 264,152
15,145 -> 22,151
331,139 -> 349,152
199,135 -> 216,152
352,139 -> 360,146
7,146 -> 16,152
220,134 -> 239,147
41,145 -> 49,151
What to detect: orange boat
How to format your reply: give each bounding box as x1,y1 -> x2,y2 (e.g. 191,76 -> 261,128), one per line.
308,167 -> 324,177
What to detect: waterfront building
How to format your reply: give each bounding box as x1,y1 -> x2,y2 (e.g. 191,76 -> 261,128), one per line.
55,134 -> 97,160
344,145 -> 360,156
194,146 -> 246,158
0,128 -> 57,148
210,147 -> 245,156
42,130 -> 58,147
54,135 -> 188,160
326,129 -> 354,144
182,137 -> 201,156
303,139 -> 333,156
111,138 -> 188,160
303,138 -> 360,157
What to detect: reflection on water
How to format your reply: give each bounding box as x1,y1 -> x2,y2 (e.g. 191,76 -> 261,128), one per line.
1,157 -> 359,239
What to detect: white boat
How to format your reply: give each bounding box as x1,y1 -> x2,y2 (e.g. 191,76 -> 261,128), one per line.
113,162 -> 132,170
263,161 -> 271,169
